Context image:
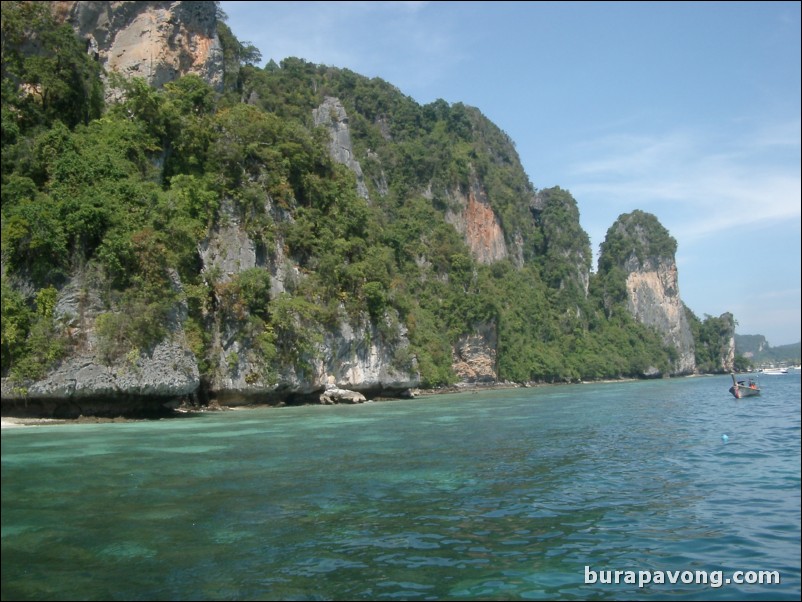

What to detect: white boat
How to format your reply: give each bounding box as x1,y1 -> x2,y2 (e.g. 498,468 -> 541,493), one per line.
759,367 -> 788,375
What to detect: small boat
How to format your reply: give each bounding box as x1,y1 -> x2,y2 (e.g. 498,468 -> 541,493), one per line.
730,373 -> 760,399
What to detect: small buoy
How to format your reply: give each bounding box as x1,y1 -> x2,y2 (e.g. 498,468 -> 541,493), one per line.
721,434 -> 729,443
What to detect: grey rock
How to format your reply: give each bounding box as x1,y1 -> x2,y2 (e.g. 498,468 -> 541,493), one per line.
198,202 -> 257,284
313,97 -> 370,200
56,1 -> 223,93
2,340 -> 199,400
452,323 -> 498,383
625,256 -> 696,375
320,387 -> 366,404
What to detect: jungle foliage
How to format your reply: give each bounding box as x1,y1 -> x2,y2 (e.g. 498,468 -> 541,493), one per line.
1,3 -> 732,386
685,309 -> 737,374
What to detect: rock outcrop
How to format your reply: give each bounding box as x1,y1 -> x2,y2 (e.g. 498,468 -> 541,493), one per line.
313,96 -> 370,200
0,270 -> 200,416
451,323 -> 498,383
625,259 -> 695,374
194,191 -> 419,406
600,211 -> 696,375
320,378 -> 367,405
444,175 -> 508,265
536,187 -> 591,296
52,1 -> 223,91
0,341 -> 198,402
188,96 -> 422,406
716,312 -> 736,372
209,308 -> 419,407
2,199 -> 419,412
319,318 -> 419,395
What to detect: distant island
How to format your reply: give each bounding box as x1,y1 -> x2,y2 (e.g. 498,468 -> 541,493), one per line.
735,335 -> 801,368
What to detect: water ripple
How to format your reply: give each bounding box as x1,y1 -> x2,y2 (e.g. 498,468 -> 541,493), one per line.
2,374 -> 800,600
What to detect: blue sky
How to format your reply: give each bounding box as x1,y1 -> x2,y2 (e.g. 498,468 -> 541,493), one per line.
221,1 -> 801,347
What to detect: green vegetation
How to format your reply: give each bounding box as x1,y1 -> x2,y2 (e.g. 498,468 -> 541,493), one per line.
598,210 -> 678,271
686,309 -> 736,373
0,4 -> 730,390
1,2 -> 103,135
735,335 -> 801,367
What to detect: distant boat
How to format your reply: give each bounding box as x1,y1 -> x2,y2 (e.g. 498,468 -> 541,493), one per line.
730,373 -> 760,399
759,367 -> 788,375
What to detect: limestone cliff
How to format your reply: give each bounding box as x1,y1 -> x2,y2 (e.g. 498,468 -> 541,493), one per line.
0,270 -> 200,417
2,191 -> 419,413
687,310 -> 736,373
716,312 -> 736,372
599,211 -> 696,375
198,189 -> 418,405
444,175 -> 509,265
2,10 -> 738,416
312,97 -> 370,200
210,311 -> 419,407
52,1 -> 223,91
625,261 -> 695,374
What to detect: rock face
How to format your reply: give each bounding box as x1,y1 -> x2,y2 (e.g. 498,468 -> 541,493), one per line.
209,309 -> 419,407
319,318 -> 419,395
625,259 -> 696,374
717,312 -> 736,372
312,96 -> 370,200
193,107 -> 420,406
52,1 -> 223,91
2,193 -> 419,411
0,341 -> 198,401
0,271 -> 200,416
445,175 -> 509,265
601,211 -> 696,375
451,323 -> 498,383
198,207 -> 259,283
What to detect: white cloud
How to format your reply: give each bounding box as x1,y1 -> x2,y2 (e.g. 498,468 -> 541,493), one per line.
567,121 -> 801,242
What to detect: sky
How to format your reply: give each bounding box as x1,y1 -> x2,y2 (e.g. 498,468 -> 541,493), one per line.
221,1 -> 801,347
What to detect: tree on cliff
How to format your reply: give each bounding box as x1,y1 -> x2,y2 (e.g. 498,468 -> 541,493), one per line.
1,1 -> 103,134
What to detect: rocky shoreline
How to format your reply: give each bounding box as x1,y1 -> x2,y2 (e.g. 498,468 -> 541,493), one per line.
1,377 -> 661,428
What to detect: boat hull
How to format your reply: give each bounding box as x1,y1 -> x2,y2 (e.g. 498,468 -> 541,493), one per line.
730,373 -> 760,399
729,385 -> 760,399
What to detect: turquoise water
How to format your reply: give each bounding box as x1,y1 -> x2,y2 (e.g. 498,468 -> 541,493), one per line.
2,374 -> 800,600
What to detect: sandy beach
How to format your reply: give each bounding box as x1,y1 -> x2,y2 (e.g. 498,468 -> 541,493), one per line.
2,417 -> 67,429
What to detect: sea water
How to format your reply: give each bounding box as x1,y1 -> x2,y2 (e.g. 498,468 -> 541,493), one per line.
2,374 -> 800,600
